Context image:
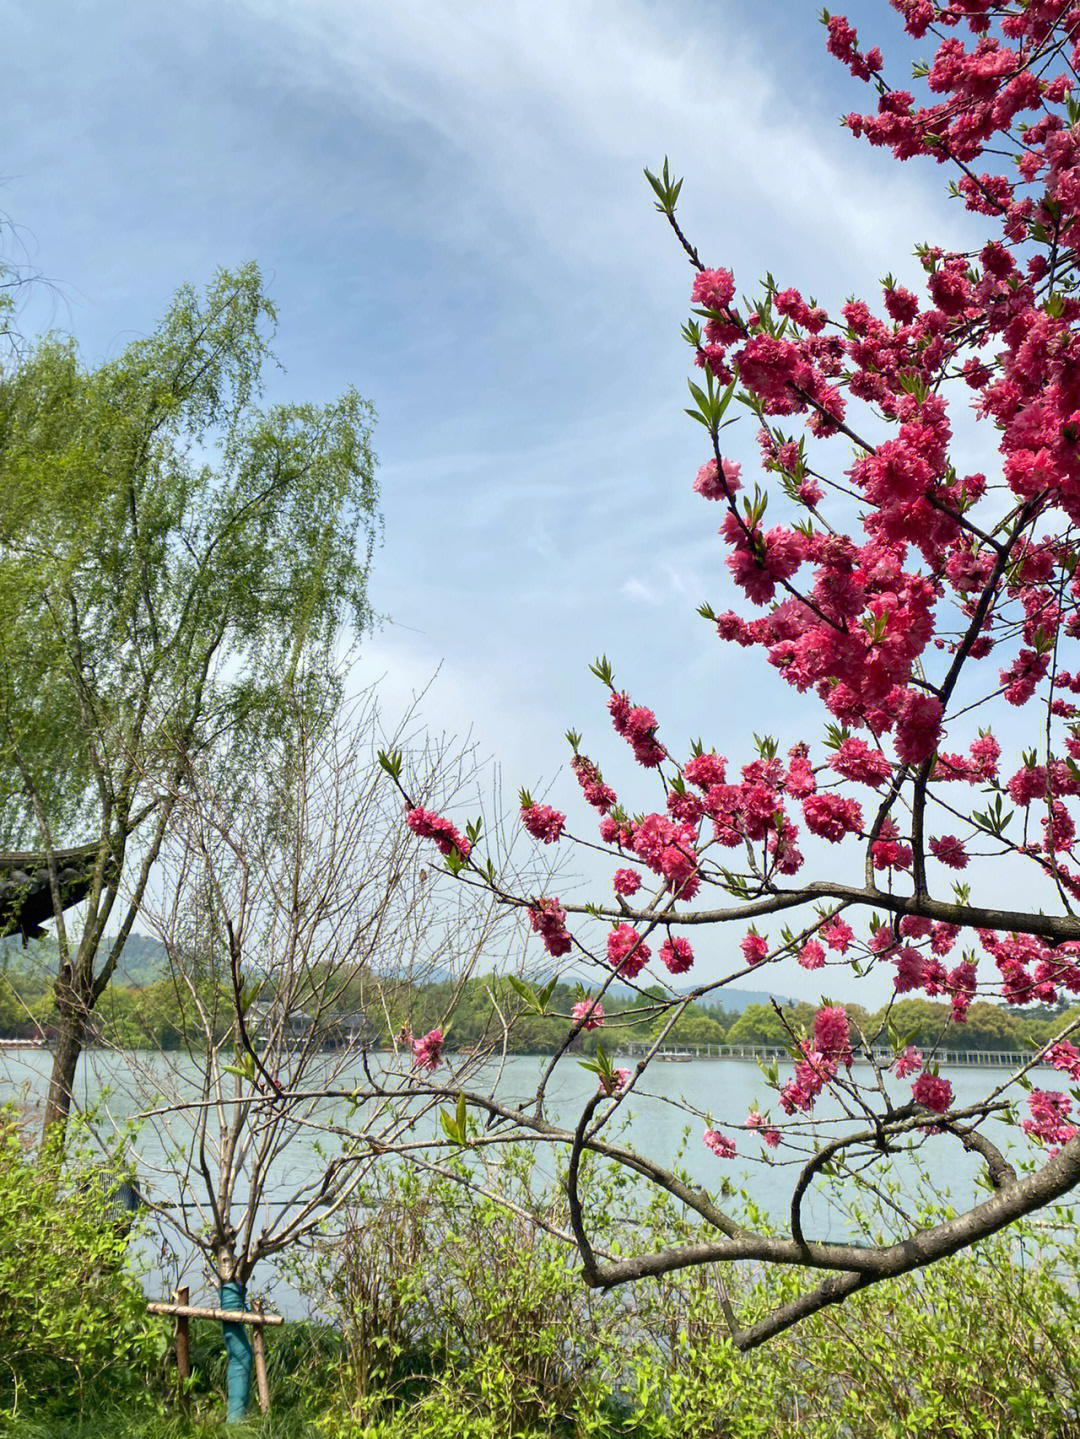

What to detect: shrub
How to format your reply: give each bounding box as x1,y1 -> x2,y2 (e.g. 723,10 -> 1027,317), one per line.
0,1106 -> 166,1427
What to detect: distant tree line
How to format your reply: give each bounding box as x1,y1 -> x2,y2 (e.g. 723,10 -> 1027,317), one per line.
0,938 -> 1070,1057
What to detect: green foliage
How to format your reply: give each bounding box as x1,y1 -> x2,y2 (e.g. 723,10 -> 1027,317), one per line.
0,1106 -> 166,1426
283,1147 -> 1080,1439
6,1131 -> 1080,1438
0,264 -> 380,848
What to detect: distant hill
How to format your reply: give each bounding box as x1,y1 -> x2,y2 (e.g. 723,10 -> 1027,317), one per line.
690,985 -> 795,1014
112,934 -> 169,985
561,973 -> 792,1013
0,931 -> 169,985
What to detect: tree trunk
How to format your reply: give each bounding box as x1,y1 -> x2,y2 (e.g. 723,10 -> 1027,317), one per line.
42,966 -> 91,1134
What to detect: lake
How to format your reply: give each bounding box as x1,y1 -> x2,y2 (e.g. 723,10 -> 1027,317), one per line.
0,1046 -> 1036,1318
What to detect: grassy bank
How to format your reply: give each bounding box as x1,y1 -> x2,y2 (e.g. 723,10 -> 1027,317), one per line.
4,1120 -> 1079,1439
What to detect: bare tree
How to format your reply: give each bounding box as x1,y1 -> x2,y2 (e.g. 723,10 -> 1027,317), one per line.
108,687 -> 516,1418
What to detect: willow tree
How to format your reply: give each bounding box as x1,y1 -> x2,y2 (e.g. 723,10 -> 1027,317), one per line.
0,264 -> 379,1132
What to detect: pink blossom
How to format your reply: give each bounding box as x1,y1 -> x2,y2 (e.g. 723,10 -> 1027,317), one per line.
571,999 -> 605,1032
520,802 -> 566,844
691,267 -> 736,311
412,1028 -> 444,1072
684,752 -> 727,789
798,940 -> 826,970
745,1110 -> 782,1148
607,924 -> 650,979
1047,1039 -> 1080,1080
703,1128 -> 737,1159
820,916 -> 854,953
613,868 -> 642,897
929,834 -> 968,869
406,807 -> 472,859
912,1072 -> 953,1114
830,737 -> 892,787
1023,1089 -> 1077,1148
659,936 -> 695,975
813,1006 -> 853,1065
893,1046 -> 923,1078
969,733 -> 1001,780
528,898 -> 572,958
894,691 -> 944,766
802,792 -> 864,843
610,692 -> 666,768
571,754 -> 616,813
741,931 -> 768,966
694,456 -> 742,500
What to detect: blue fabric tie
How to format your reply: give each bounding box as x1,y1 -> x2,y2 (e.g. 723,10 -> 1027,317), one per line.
220,1280 -> 253,1422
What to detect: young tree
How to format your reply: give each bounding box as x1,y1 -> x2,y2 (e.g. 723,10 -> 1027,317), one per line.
0,264 -> 380,1132
120,692 -> 508,1420
395,3 -> 1080,1349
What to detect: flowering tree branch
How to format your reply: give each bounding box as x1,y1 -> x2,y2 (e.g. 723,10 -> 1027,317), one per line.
390,1 -> 1080,1349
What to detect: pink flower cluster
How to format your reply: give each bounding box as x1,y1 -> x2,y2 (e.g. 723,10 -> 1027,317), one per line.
1047,1039 -> 1080,1081
659,936 -> 694,974
780,1043 -> 839,1116
893,1046 -> 923,1079
519,801 -> 566,844
703,1128 -> 737,1159
629,812 -> 700,899
406,807 -> 471,859
528,898 -> 572,958
911,1072 -> 953,1115
745,1109 -> 781,1148
607,923 -> 650,979
570,753 -> 617,813
813,1006 -> 853,1066
609,690 -> 665,769
1023,1090 -> 1078,1152
412,1028 -> 444,1072
571,998 -> 605,1031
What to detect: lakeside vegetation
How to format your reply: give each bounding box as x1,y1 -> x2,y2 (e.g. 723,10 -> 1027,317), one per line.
1,937 -> 1073,1059
7,1106 -> 1080,1439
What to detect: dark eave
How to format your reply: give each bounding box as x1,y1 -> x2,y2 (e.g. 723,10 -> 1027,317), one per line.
0,844 -> 112,940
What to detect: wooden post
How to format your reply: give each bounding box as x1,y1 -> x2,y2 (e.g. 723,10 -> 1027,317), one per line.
175,1286 -> 191,1413
251,1301 -> 270,1414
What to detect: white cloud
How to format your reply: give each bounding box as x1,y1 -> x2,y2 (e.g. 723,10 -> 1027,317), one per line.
237,0 -> 978,308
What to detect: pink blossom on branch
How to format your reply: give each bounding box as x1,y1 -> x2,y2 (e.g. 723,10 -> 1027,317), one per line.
659,936 -> 694,974
893,1046 -> 923,1079
519,801 -> 566,844
745,1110 -> 782,1148
813,1005 -> 853,1066
703,1128 -> 737,1159
412,1028 -> 444,1072
405,807 -> 472,859
740,930 -> 768,966
528,898 -> 572,959
912,1072 -> 953,1115
929,834 -> 969,869
607,924 -> 650,979
572,999 -> 605,1032
414,3 -> 1080,1334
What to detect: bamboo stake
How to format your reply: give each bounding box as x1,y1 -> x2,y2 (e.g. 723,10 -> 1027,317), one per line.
251,1301 -> 270,1414
147,1301 -> 283,1325
174,1286 -> 190,1414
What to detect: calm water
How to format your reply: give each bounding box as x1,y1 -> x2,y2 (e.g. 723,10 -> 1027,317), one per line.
0,1046 -> 1034,1317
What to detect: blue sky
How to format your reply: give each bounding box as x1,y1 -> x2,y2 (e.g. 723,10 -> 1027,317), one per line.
4,1 -> 1005,1000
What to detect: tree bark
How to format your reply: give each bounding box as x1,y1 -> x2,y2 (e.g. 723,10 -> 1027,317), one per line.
42,965 -> 92,1132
